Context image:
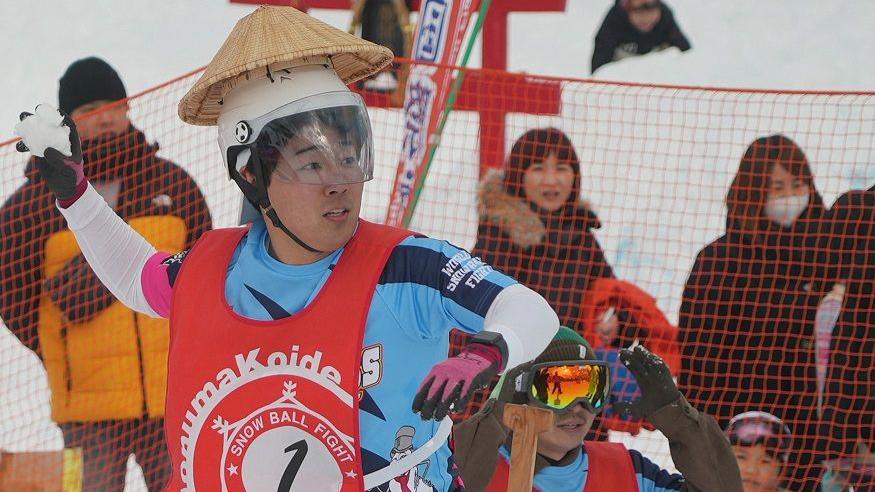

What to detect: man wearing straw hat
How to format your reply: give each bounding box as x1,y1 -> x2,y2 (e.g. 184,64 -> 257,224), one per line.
14,6 -> 559,491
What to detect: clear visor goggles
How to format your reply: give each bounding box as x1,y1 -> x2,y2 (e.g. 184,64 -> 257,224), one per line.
229,91 -> 374,186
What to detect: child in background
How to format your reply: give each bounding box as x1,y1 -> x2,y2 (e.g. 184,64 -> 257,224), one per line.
725,411 -> 792,492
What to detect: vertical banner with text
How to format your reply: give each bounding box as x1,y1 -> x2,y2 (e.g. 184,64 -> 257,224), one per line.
385,0 -> 478,227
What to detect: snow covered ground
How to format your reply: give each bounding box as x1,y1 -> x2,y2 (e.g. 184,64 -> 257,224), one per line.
3,0 -> 875,138
1,0 -> 874,489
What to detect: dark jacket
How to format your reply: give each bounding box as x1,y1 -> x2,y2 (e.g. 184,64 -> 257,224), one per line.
820,185 -> 875,460
678,205 -> 828,489
0,126 -> 212,355
471,172 -> 614,332
591,2 -> 691,74
453,396 -> 743,492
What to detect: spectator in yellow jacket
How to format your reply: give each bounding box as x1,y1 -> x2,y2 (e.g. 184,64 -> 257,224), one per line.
0,57 -> 211,490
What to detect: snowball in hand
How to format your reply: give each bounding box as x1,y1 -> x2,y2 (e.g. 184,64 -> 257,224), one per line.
14,104 -> 72,158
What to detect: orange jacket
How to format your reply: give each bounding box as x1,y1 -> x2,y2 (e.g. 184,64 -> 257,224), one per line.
39,217 -> 185,422
581,277 -> 679,372
581,278 -> 679,434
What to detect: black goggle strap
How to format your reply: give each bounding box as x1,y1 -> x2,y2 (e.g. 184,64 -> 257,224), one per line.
227,145 -> 323,254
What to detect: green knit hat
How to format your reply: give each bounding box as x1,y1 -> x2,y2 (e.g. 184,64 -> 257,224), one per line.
491,327 -> 597,401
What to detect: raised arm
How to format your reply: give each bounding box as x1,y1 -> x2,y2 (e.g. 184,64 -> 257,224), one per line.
58,184 -> 172,317
15,106 -> 175,318
615,345 -> 743,492
395,237 -> 558,421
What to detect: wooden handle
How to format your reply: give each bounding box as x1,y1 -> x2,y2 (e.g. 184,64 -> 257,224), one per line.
502,404 -> 555,492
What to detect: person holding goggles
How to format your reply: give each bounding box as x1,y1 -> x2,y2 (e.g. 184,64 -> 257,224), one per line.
453,327 -> 742,491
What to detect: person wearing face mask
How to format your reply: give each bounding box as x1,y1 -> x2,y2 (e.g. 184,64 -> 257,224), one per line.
0,57 -> 212,490
679,134 -> 829,490
452,327 -> 743,491
449,128 -> 617,419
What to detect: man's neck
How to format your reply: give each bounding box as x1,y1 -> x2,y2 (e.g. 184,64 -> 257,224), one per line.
535,445 -> 581,471
264,227 -> 332,265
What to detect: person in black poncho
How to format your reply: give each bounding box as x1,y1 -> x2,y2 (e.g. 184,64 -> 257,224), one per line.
679,134 -> 830,490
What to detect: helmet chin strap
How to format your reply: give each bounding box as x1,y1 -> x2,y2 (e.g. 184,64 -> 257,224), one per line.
262,206 -> 324,254
229,152 -> 324,254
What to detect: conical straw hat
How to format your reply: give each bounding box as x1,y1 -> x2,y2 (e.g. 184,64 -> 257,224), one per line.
179,6 -> 393,126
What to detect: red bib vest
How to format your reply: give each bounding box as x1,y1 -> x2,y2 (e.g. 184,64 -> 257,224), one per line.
486,441 -> 639,492
163,221 -> 410,491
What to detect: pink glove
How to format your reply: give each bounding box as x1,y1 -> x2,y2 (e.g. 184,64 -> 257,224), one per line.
412,343 -> 503,421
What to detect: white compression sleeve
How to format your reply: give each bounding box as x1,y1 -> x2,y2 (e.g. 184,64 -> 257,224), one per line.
57,183 -> 160,317
483,283 -> 559,371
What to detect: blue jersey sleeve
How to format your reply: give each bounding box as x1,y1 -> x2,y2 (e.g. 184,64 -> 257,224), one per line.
629,449 -> 685,491
376,236 -> 518,340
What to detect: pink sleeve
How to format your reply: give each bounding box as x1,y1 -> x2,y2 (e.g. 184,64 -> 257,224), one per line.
141,252 -> 175,318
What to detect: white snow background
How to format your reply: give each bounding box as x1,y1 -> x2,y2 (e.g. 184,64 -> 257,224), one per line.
1,0 -> 874,489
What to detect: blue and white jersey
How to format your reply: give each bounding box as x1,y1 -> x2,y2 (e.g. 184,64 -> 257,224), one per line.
498,445 -> 685,492
206,219 -> 518,491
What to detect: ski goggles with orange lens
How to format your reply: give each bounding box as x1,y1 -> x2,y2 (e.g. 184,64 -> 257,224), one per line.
515,361 -> 611,413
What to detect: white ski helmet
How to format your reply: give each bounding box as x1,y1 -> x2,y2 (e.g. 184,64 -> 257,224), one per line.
217,58 -> 374,186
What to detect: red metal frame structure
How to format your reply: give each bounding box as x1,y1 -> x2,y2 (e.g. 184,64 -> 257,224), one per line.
230,0 -> 566,171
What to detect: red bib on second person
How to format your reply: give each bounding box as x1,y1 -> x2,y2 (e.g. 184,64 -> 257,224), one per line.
163,221 -> 410,491
486,441 -> 639,492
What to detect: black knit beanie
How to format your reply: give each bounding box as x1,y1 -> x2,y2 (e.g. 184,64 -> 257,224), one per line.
58,57 -> 127,114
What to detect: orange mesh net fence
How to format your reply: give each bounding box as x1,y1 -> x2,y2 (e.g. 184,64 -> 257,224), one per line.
0,60 -> 873,489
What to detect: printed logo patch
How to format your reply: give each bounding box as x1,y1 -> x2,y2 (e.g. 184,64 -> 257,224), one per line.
162,250 -> 189,287
179,347 -> 359,491
234,121 -> 251,143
